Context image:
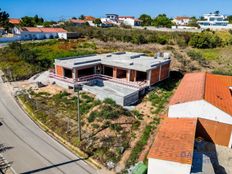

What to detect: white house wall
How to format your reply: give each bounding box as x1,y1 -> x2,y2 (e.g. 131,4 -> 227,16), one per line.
148,158 -> 191,174
58,32 -> 67,39
168,100 -> 232,124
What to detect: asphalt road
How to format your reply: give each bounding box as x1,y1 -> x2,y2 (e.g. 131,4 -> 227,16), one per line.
0,78 -> 97,174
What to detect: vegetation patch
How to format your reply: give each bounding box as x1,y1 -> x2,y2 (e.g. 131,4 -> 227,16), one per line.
18,91 -> 141,169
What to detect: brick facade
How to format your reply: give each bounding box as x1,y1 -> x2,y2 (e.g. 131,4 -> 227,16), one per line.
56,65 -> 63,77
150,67 -> 160,85
160,63 -> 170,81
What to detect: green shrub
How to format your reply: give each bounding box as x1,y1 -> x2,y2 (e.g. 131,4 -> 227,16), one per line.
103,98 -> 116,106
132,110 -> 143,120
88,111 -> 98,123
126,125 -> 153,167
189,31 -> 222,48
110,124 -> 123,132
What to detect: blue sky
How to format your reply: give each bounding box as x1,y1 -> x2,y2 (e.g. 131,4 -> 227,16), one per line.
1,0 -> 232,21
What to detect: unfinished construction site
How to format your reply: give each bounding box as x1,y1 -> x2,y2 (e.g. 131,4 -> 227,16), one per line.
50,52 -> 171,106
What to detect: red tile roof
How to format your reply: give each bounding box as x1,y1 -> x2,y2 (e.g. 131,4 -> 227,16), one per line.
84,16 -> 96,21
21,27 -> 67,33
205,73 -> 232,116
22,27 -> 41,32
39,28 -> 67,33
9,18 -> 21,25
169,72 -> 232,116
69,19 -> 86,24
119,16 -> 134,19
148,118 -> 197,164
169,72 -> 205,105
175,16 -> 190,20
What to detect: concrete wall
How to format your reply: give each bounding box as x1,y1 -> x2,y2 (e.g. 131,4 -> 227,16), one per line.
49,78 -> 73,89
148,158 -> 191,174
58,32 -> 67,39
196,118 -> 232,147
83,79 -> 139,106
124,91 -> 139,106
168,100 -> 232,125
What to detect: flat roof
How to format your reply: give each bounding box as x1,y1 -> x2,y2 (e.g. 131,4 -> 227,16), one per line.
148,118 -> 197,164
55,52 -> 171,72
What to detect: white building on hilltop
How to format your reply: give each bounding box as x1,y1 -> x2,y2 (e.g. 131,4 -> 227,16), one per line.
197,12 -> 232,30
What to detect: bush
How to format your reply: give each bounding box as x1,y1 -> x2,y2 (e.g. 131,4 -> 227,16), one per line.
103,98 -> 116,106
126,125 -> 153,167
88,111 -> 99,123
189,31 -> 222,48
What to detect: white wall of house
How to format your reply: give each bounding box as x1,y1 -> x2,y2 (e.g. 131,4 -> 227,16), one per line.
173,19 -> 190,26
148,158 -> 191,174
229,132 -> 232,148
58,32 -> 67,39
122,18 -> 141,26
12,27 -> 21,35
123,18 -> 135,26
168,100 -> 232,124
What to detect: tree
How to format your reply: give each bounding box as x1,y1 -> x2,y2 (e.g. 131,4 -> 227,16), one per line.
34,15 -> 44,25
189,31 -> 222,48
79,15 -> 85,20
21,15 -> 44,27
93,18 -> 102,26
21,16 -> 36,27
227,16 -> 232,24
139,14 -> 152,26
152,14 -> 172,28
0,8 -> 10,30
188,17 -> 200,28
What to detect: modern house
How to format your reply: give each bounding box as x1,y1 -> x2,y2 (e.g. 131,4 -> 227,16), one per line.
168,72 -> 232,125
50,52 -> 171,106
12,27 -> 67,40
197,12 -> 231,30
105,14 -> 119,21
101,14 -> 119,26
173,16 -> 191,26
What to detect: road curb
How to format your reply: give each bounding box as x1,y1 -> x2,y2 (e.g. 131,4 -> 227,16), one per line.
16,96 -> 103,170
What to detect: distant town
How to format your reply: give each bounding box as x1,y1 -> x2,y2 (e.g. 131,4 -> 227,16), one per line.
1,11 -> 232,43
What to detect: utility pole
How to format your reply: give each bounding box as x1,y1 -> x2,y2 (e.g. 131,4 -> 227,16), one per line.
75,85 -> 82,141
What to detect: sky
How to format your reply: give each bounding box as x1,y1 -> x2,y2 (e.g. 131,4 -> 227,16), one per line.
1,0 -> 232,21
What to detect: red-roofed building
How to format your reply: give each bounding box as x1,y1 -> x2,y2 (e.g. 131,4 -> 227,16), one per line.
84,16 -> 96,21
173,16 -> 191,26
148,118 -> 197,174
168,72 -> 232,125
9,18 -> 21,25
69,19 -> 86,26
12,27 -> 67,40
